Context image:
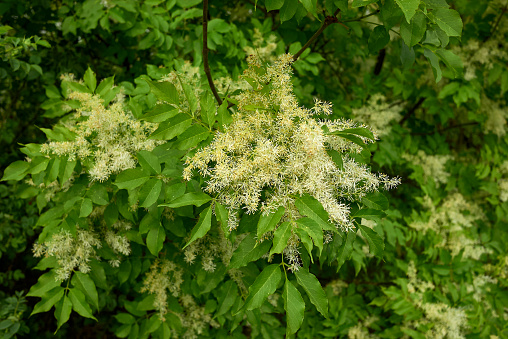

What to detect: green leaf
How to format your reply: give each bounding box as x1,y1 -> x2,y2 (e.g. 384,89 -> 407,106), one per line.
229,234 -> 272,269
368,26 -> 390,54
215,202 -> 229,235
358,224 -> 384,257
59,157 -> 76,185
400,41 -> 416,69
395,0 -> 420,23
200,90 -> 216,128
147,223 -> 166,256
362,192 -> 389,210
435,49 -> 463,78
351,0 -> 378,8
299,0 -> 318,18
84,67 -> 97,93
336,231 -> 356,271
115,168 -> 150,190
161,192 -> 212,208
326,149 -> 343,170
115,313 -> 136,325
79,198 -> 93,218
266,0 -> 284,11
243,264 -> 281,311
96,76 -> 115,99
27,271 -> 61,297
424,48 -> 442,82
295,194 -> 337,232
217,101 -> 233,132
141,104 -> 179,123
351,208 -> 385,220
150,114 -> 192,140
181,82 -> 198,113
137,150 -> 161,175
88,184 -> 109,205
118,260 -> 131,285
280,0 -> 298,22
183,206 -> 212,249
295,269 -> 328,317
1,161 -> 29,181
31,287 -> 64,316
400,11 -> 427,47
28,157 -> 50,174
0,25 -> 13,34
433,8 -> 462,37
216,280 -> 238,316
71,272 -> 99,310
176,124 -> 210,150
270,222 -> 293,256
257,206 -> 285,238
68,288 -> 97,320
283,279 -> 305,335
140,179 -> 163,208
54,295 -> 72,331
296,218 -> 323,255
145,79 -> 179,105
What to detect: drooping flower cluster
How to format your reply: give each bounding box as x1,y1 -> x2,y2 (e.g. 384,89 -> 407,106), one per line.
410,193 -> 491,260
40,87 -> 162,182
140,259 -> 184,320
32,228 -> 102,281
403,261 -> 468,339
184,54 -> 400,236
351,93 -> 403,137
402,150 -> 452,185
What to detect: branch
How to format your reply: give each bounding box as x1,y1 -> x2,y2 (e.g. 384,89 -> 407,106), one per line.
203,0 -> 223,106
293,9 -> 341,62
483,5 -> 506,42
411,122 -> 479,136
399,97 -> 425,125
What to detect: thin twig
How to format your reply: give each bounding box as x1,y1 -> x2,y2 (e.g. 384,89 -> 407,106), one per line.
203,0 -> 223,106
411,122 -> 479,136
342,10 -> 380,23
483,6 -> 506,42
293,9 -> 341,61
399,97 -> 425,125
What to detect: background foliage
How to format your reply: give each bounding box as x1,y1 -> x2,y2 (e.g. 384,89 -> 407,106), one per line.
0,0 -> 507,338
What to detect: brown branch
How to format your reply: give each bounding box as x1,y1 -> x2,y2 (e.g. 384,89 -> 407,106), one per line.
483,6 -> 506,42
293,9 -> 341,62
411,122 -> 479,136
399,97 -> 425,125
203,0 -> 223,106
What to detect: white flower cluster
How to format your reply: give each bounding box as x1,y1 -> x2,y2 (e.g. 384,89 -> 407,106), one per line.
404,261 -> 468,339
33,229 -> 101,281
482,94 -> 507,137
402,150 -> 452,185
184,54 -> 400,240
410,193 -> 492,260
40,89 -> 162,182
351,93 -> 403,137
178,294 -> 219,339
140,259 -> 183,320
243,28 -> 278,62
183,229 -> 233,272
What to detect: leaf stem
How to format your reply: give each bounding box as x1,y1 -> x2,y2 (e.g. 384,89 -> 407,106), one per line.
203,0 -> 223,106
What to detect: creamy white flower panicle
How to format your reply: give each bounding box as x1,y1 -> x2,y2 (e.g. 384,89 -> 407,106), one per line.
40,89 -> 162,182
33,229 -> 102,281
351,93 -> 403,137
402,150 -> 452,185
184,54 -> 399,269
410,193 -> 492,260
141,259 -> 184,320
